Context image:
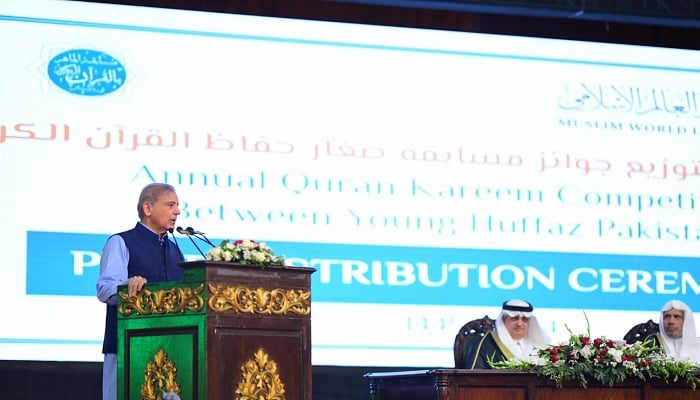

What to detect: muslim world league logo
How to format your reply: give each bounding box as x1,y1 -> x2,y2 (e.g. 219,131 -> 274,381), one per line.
47,49 -> 126,96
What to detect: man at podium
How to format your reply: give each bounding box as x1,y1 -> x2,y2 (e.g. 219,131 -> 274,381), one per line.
96,182 -> 185,400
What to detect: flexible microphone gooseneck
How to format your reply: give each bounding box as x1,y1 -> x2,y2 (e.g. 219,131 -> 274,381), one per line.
176,226 -> 206,258
168,228 -> 186,261
184,226 -> 216,248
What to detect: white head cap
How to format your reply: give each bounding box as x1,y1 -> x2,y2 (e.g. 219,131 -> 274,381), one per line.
501,299 -> 534,318
658,299 -> 700,362
495,299 -> 551,360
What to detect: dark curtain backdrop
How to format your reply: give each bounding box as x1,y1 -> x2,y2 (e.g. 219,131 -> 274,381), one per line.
85,0 -> 700,50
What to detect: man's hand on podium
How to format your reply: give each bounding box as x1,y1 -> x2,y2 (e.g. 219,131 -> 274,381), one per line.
127,275 -> 148,297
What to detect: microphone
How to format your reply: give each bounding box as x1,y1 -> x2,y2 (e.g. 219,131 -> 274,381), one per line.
176,226 -> 215,259
179,226 -> 205,235
176,226 -> 190,235
176,226 -> 206,258
184,226 -> 216,248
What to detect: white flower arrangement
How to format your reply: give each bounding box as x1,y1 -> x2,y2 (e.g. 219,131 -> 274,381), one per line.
205,239 -> 285,267
490,320 -> 700,389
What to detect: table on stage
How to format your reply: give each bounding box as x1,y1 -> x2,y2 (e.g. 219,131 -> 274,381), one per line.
364,369 -> 700,400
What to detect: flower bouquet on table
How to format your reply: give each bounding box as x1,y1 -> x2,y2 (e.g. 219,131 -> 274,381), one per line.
489,316 -> 700,389
205,239 -> 285,267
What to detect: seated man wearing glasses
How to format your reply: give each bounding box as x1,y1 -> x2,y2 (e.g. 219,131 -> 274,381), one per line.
464,299 -> 552,369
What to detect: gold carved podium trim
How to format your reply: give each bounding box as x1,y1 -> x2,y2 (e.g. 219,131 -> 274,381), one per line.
118,284 -> 206,316
117,283 -> 311,317
235,348 -> 286,400
140,348 -> 182,400
208,283 -> 311,315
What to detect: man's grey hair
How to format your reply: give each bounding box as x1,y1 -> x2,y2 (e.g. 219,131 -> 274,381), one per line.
136,183 -> 176,220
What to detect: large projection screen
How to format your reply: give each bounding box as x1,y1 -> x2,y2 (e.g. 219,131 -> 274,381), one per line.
1,0 -> 699,367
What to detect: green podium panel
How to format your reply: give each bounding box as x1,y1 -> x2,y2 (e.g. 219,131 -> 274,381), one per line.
117,261 -> 315,400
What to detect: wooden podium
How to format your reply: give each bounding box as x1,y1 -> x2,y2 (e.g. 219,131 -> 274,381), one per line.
117,261 -> 315,400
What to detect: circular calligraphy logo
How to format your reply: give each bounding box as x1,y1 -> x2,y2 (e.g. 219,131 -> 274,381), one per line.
47,49 -> 126,96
